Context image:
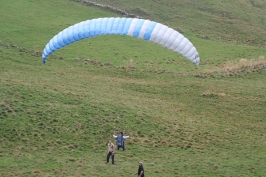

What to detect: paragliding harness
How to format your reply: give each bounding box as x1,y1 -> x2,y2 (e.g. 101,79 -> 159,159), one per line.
113,127 -> 129,151
116,133 -> 125,151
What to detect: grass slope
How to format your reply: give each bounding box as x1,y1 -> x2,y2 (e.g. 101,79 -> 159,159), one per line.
0,0 -> 266,176
90,0 -> 266,47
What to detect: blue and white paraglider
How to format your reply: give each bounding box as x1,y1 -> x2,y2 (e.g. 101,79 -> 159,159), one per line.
42,17 -> 200,66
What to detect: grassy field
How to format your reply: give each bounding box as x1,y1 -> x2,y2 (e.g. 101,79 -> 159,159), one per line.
1,0 -> 266,176
90,0 -> 266,47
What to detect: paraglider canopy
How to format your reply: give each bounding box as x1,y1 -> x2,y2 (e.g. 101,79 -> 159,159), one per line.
42,17 -> 200,66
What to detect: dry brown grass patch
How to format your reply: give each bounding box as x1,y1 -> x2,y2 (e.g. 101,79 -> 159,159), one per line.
32,169 -> 41,173
202,90 -> 227,98
221,56 -> 266,75
196,56 -> 266,77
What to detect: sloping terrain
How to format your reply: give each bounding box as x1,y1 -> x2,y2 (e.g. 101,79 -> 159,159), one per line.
87,0 -> 266,47
0,0 -> 266,176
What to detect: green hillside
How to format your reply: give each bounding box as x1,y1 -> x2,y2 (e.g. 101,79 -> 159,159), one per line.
90,0 -> 266,47
0,0 -> 266,176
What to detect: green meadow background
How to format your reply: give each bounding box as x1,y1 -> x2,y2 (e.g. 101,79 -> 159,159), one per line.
0,0 -> 266,176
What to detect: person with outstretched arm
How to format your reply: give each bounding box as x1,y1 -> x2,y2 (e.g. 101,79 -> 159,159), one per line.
113,131 -> 129,151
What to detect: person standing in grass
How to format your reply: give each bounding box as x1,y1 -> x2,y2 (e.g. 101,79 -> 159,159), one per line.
135,161 -> 144,177
114,131 -> 125,151
106,140 -> 115,165
113,131 -> 130,151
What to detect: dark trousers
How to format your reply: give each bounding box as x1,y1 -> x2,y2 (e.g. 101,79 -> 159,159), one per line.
117,144 -> 125,151
106,152 -> 114,164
